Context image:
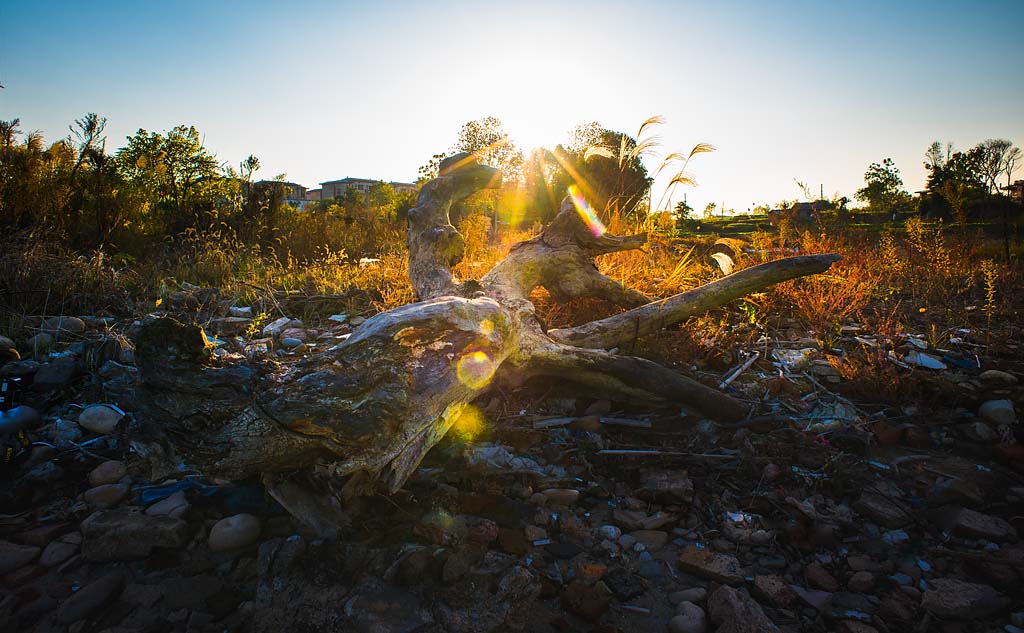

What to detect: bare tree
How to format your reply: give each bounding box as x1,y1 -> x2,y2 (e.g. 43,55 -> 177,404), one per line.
974,139 -> 1013,194
1002,145 -> 1022,189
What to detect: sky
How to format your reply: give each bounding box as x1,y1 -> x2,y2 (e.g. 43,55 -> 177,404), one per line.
2,0 -> 1022,214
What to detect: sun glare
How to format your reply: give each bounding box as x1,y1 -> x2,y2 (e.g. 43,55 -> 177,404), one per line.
567,184 -> 607,237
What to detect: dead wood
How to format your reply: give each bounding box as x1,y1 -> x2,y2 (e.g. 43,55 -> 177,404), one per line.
123,152 -> 841,507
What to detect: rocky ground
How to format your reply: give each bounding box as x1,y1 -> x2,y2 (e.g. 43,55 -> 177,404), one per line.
1,301 -> 1022,633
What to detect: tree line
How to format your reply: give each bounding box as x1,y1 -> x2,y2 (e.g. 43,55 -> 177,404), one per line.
0,113 -> 661,262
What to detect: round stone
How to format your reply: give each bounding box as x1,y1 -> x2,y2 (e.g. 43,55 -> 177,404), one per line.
88,461 -> 127,487
208,514 -> 262,551
77,405 -> 124,434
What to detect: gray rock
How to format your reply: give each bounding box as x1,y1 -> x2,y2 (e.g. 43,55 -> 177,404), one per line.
280,337 -> 303,349
229,306 -> 254,318
630,530 -> 669,552
77,404 -> 124,434
979,400 -> 1017,425
708,585 -> 780,633
979,370 -> 1017,385
854,493 -> 911,528
961,420 -> 996,442
41,315 -> 86,339
670,587 -> 708,605
88,460 -> 127,487
39,539 -> 79,567
26,332 -> 54,355
262,316 -> 299,338
0,404 -> 40,433
678,545 -> 746,585
670,601 -> 707,633
81,509 -> 188,561
32,356 -> 80,390
84,483 -> 129,508
208,513 -> 262,551
921,578 -> 1009,619
146,491 -> 190,519
208,317 -> 253,336
946,507 -> 1018,542
0,335 -> 13,350
57,572 -> 125,624
0,540 -> 40,574
0,359 -> 40,377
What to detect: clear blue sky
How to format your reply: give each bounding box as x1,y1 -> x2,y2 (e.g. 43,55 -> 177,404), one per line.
2,0 -> 1022,214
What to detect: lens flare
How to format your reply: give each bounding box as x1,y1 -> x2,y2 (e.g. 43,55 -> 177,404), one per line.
567,184 -> 606,237
456,350 -> 495,390
452,404 -> 486,440
479,319 -> 494,336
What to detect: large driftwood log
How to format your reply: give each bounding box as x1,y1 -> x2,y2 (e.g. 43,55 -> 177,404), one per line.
125,153 -> 840,506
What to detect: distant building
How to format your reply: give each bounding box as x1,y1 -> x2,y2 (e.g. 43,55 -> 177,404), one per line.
305,189 -> 322,201
767,200 -> 833,225
1002,180 -> 1024,203
256,180 -> 309,209
320,177 -> 417,202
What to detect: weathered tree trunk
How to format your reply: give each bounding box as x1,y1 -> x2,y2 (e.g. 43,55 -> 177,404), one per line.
124,153 -> 840,514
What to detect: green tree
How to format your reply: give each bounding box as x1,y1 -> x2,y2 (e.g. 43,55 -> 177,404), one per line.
674,199 -> 693,220
556,122 -> 654,219
368,181 -> 397,215
452,116 -> 523,182
117,125 -> 221,234
855,158 -> 912,215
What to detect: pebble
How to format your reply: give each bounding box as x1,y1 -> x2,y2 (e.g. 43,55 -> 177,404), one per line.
280,337 -> 304,349
88,460 -> 127,487
77,405 -> 124,434
541,488 -> 579,506
208,514 -> 262,551
597,525 -> 622,540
